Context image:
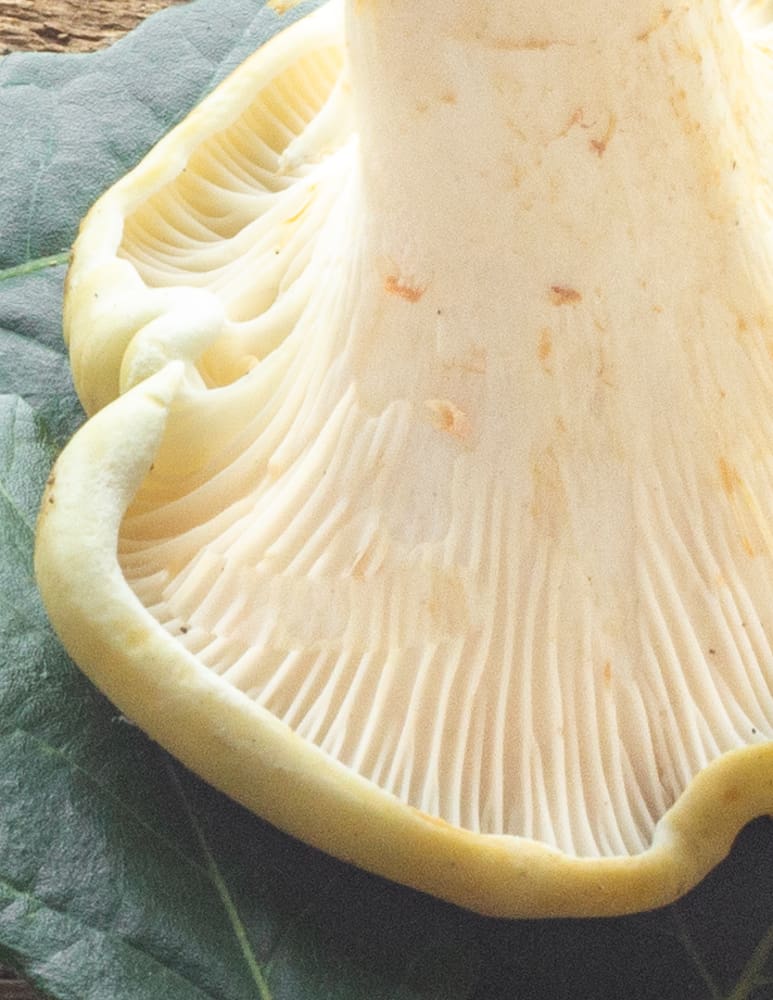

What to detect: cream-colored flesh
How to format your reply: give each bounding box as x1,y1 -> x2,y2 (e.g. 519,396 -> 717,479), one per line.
103,0 -> 773,857
36,0 -> 773,911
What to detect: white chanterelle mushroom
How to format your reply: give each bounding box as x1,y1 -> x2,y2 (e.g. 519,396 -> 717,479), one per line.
35,0 -> 773,916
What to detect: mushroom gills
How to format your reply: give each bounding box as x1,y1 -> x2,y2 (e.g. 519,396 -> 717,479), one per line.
110,0 -> 773,860
36,0 -> 773,915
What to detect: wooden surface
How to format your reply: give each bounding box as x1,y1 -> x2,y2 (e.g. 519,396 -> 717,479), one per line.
1,3 -> 183,996
0,968 -> 43,1000
0,0 -> 187,54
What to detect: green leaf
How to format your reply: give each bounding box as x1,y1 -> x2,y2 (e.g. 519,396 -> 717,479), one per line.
1,3 -> 772,999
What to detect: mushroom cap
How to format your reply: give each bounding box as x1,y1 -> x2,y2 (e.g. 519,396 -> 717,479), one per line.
36,0 -> 773,916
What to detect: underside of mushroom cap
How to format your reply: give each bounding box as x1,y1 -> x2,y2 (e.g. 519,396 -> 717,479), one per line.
36,0 -> 773,916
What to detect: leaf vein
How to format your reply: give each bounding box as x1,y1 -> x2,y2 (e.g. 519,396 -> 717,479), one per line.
2,728 -> 210,882
671,907 -> 724,1000
0,874 -> 223,1000
726,924 -> 773,1000
168,763 -> 274,1000
0,252 -> 70,284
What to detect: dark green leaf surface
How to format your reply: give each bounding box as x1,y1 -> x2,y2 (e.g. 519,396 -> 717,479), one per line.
1,3 -> 772,999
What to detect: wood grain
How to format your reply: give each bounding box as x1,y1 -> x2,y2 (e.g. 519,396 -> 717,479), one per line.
0,968 -> 42,1000
0,0 -> 187,54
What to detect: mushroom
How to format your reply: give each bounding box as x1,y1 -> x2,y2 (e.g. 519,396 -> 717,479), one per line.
35,0 -> 773,917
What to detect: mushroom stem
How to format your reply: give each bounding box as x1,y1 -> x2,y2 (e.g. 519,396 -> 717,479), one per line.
340,0 -> 772,458
346,0 -> 767,297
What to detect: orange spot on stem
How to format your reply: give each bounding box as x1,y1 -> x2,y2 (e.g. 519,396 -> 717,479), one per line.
719,456 -> 741,497
385,275 -> 426,303
443,345 -> 487,375
425,399 -> 471,444
550,285 -> 582,306
538,328 -> 553,372
589,113 -> 617,157
636,6 -> 673,42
